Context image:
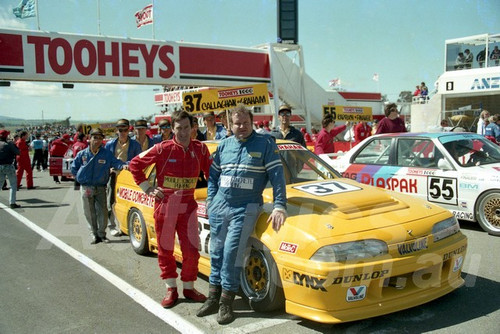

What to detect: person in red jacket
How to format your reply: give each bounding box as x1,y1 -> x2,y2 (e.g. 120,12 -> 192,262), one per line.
50,133 -> 72,183
71,133 -> 88,156
376,103 -> 407,134
314,114 -> 349,154
15,130 -> 34,189
353,121 -> 372,145
129,110 -> 212,309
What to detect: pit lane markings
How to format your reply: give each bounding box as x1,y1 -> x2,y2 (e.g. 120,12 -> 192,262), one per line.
1,203 -> 203,334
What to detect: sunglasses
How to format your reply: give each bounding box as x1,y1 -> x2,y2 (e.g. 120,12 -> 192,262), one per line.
279,111 -> 291,116
118,128 -> 129,132
160,125 -> 171,129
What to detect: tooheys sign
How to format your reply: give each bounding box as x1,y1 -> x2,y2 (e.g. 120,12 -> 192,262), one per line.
0,29 -> 271,86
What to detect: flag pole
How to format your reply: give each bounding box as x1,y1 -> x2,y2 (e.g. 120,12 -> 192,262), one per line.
152,0 -> 155,40
97,0 -> 101,35
35,0 -> 40,30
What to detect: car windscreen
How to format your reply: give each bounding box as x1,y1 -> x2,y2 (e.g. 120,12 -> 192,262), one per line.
439,134 -> 500,167
276,144 -> 340,185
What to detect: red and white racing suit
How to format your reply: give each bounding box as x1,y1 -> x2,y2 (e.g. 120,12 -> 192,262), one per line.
129,138 -> 211,281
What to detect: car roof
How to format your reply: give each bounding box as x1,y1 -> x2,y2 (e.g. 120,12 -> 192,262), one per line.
372,132 -> 482,140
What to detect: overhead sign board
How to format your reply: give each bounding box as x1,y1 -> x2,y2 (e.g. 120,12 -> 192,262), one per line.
322,105 -> 373,122
0,29 -> 271,87
182,83 -> 269,113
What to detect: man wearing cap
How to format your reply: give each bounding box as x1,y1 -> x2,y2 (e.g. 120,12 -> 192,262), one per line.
15,130 -> 34,189
216,110 -> 231,138
153,118 -> 173,144
0,130 -> 21,208
71,128 -> 128,244
105,118 -> 142,236
203,112 -> 225,140
270,105 -> 306,147
49,133 -> 73,183
133,119 -> 154,151
129,111 -> 212,308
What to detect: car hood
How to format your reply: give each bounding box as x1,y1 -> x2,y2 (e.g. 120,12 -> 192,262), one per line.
262,178 -> 445,240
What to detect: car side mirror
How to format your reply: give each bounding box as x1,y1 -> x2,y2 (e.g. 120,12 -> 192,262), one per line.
437,158 -> 453,170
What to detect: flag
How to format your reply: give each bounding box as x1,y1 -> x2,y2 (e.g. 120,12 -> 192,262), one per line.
329,78 -> 341,87
372,73 -> 379,82
13,0 -> 36,19
135,4 -> 153,28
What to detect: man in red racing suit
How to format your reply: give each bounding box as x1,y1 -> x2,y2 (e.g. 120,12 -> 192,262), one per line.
129,111 -> 212,308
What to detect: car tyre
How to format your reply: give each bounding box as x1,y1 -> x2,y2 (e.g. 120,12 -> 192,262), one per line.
128,208 -> 150,254
240,238 -> 285,312
476,190 -> 500,236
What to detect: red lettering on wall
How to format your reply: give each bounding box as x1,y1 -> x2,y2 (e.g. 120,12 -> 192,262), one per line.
49,38 -> 72,74
122,42 -> 140,77
74,39 -> 97,76
27,35 -> 50,73
158,45 -> 175,78
97,41 -> 120,76
139,44 -> 158,78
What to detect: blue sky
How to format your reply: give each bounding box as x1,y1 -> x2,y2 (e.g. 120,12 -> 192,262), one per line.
0,0 -> 499,121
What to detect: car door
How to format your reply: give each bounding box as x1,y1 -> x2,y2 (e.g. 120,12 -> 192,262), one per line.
342,137 -> 402,189
393,137 -> 461,208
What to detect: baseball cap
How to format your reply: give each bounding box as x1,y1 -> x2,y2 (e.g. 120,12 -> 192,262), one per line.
216,110 -> 228,117
203,112 -> 215,119
0,129 -> 10,138
278,104 -> 292,115
158,119 -> 171,128
115,119 -> 130,128
135,119 -> 148,129
89,128 -> 104,137
62,134 -> 71,140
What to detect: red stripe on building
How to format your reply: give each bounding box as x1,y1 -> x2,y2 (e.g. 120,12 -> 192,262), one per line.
0,33 -> 24,66
179,47 -> 270,79
339,92 -> 381,100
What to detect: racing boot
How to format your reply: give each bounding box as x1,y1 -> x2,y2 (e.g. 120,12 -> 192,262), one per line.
196,284 -> 221,317
161,287 -> 178,308
216,289 -> 235,325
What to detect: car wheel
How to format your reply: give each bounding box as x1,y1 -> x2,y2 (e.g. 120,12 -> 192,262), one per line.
128,208 -> 149,254
476,190 -> 500,236
240,239 -> 285,312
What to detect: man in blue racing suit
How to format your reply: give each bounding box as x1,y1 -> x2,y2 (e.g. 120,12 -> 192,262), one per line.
71,128 -> 128,244
197,104 -> 287,324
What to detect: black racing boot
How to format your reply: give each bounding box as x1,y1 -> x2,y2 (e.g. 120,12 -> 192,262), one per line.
196,284 -> 221,317
216,289 -> 236,325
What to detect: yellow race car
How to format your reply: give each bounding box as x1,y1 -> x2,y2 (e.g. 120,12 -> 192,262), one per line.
113,140 -> 467,324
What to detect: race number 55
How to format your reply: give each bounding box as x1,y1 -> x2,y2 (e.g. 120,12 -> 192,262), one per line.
427,177 -> 458,205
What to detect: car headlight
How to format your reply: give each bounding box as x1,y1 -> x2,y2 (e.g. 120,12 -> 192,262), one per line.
310,239 -> 388,262
432,216 -> 460,242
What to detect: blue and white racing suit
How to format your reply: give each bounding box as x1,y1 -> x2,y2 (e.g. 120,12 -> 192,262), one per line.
207,131 -> 286,292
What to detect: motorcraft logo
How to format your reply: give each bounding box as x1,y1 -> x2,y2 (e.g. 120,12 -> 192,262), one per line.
283,268 -> 327,291
397,237 -> 428,255
279,242 -> 298,254
346,285 -> 366,302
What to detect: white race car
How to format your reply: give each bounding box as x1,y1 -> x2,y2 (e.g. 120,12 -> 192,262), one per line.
325,132 -> 500,235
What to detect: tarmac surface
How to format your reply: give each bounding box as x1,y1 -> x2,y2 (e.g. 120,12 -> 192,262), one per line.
0,170 -> 499,333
